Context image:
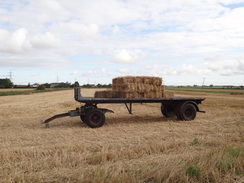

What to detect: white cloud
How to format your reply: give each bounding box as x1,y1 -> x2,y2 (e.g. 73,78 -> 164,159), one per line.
31,32 -> 60,49
113,49 -> 145,63
71,70 -> 78,75
0,28 -> 61,53
0,54 -> 69,68
82,68 -> 111,77
0,28 -> 31,53
44,0 -> 63,11
58,22 -> 100,39
29,73 -> 40,77
204,55 -> 244,76
116,68 -> 130,74
112,25 -> 121,34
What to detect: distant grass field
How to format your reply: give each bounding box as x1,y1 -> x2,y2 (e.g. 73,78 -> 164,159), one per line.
0,88 -> 71,96
166,86 -> 244,95
1,87 -> 244,96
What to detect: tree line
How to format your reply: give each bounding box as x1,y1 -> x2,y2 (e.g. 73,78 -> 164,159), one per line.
0,79 -> 112,89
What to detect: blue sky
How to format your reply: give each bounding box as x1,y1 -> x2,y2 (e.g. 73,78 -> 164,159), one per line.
0,0 -> 244,86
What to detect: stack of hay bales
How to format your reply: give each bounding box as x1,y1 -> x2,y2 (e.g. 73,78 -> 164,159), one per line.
94,76 -> 174,99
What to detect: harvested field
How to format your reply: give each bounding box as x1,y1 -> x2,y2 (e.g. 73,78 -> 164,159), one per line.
0,89 -> 243,182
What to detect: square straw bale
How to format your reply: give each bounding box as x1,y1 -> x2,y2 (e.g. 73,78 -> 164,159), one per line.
154,90 -> 162,98
162,91 -> 174,99
137,92 -> 145,98
112,84 -> 121,91
112,76 -> 135,85
95,91 -> 120,98
143,84 -> 151,93
94,91 -> 105,98
151,85 -> 162,92
143,92 -> 151,98
152,77 -> 163,86
118,91 -> 136,98
106,91 -> 119,98
161,85 -> 165,91
143,77 -> 151,84
136,83 -> 145,93
112,77 -> 124,85
120,83 -> 137,92
118,76 -> 134,84
134,76 -> 143,83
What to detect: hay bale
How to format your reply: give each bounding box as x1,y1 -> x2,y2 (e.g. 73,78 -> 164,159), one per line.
112,77 -> 122,85
161,85 -> 165,91
118,91 -> 136,98
151,85 -> 162,92
95,91 -> 120,98
155,90 -> 162,98
122,76 -> 134,83
113,76 -> 135,85
152,77 -> 163,86
143,84 -> 151,93
120,83 -> 137,92
106,91 -> 119,98
137,92 -> 145,98
112,84 -> 120,91
162,91 -> 174,99
94,91 -> 105,98
134,76 -> 143,83
136,83 -> 145,93
143,90 -> 162,98
143,77 -> 151,84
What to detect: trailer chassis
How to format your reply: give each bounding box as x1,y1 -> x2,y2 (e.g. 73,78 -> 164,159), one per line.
43,88 -> 205,128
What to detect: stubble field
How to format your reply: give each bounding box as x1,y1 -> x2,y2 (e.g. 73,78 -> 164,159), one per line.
0,88 -> 243,183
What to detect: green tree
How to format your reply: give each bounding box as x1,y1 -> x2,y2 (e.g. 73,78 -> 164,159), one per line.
43,83 -> 51,88
55,82 -> 71,88
72,81 -> 80,87
36,85 -> 46,90
0,79 -> 13,88
82,84 -> 93,88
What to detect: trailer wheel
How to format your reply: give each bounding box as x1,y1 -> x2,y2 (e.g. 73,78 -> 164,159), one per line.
161,104 -> 176,117
84,109 -> 105,128
80,114 -> 85,122
80,105 -> 97,123
178,103 -> 196,121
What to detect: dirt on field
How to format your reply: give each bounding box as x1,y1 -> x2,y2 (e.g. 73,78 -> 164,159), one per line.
0,89 -> 243,182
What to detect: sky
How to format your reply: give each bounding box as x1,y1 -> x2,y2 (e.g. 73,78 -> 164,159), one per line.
0,0 -> 244,86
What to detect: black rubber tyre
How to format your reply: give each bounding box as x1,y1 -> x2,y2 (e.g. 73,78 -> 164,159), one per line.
175,104 -> 183,120
84,109 -> 105,128
80,114 -> 85,123
80,106 -> 97,123
161,104 -> 176,117
178,103 -> 197,121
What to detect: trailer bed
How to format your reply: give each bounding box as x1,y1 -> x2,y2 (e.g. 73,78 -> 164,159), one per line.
74,88 -> 205,104
76,96 -> 205,104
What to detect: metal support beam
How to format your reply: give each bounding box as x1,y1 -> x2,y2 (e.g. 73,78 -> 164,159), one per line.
125,103 -> 133,114
42,109 -> 81,128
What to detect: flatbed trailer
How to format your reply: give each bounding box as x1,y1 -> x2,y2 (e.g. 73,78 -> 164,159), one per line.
43,88 -> 205,128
